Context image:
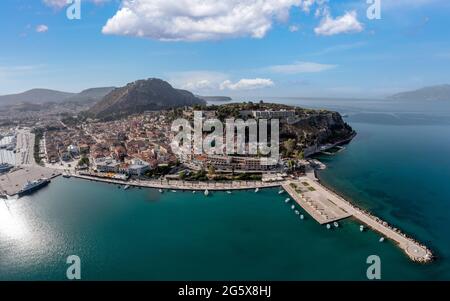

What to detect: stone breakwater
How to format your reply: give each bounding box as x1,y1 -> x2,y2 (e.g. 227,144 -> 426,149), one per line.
316,177 -> 434,263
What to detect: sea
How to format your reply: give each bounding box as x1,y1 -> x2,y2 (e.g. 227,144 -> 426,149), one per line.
0,97 -> 449,280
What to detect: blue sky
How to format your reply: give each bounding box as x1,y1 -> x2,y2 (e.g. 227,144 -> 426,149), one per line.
0,0 -> 449,98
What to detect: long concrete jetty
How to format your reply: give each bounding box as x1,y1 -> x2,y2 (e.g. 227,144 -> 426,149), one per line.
282,177 -> 433,263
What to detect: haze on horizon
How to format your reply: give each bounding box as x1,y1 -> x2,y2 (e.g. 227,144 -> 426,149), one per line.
1,0 -> 450,99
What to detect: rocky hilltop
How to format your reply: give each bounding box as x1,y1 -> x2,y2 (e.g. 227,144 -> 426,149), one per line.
201,102 -> 355,157
89,78 -> 205,120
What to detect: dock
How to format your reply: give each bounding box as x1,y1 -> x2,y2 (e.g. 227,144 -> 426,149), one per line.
0,166 -> 60,197
283,176 -> 433,263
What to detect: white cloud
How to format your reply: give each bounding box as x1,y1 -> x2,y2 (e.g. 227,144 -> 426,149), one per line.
265,61 -> 336,74
314,11 -> 363,36
36,24 -> 49,33
220,78 -> 274,91
289,25 -> 300,32
168,71 -> 228,92
102,0 -> 317,41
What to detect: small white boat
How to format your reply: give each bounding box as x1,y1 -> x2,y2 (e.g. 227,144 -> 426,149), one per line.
124,185 -> 130,190
278,190 -> 284,195
326,224 -> 331,230
294,210 -> 300,215
204,189 -> 209,196
379,237 -> 385,243
158,189 -> 163,193
284,198 -> 290,203
333,222 -> 339,228
192,190 -> 196,194
227,191 -> 232,194
291,205 -> 295,210
255,188 -> 259,193
62,173 -> 71,178
300,215 -> 304,220
359,225 -> 364,232
171,190 -> 177,193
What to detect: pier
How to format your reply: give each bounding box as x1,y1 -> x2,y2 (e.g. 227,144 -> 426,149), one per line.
283,176 -> 433,263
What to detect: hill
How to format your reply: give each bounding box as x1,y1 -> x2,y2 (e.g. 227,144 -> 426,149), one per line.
390,84 -> 450,101
0,89 -> 74,106
88,78 -> 205,119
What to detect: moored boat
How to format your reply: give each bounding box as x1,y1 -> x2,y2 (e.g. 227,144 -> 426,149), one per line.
333,222 -> 339,228
18,178 -> 50,197
204,189 -> 209,196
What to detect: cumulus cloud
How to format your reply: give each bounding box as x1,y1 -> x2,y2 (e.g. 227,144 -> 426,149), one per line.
101,0 -> 317,41
36,24 -> 49,33
168,71 -> 228,92
220,78 -> 274,91
314,11 -> 363,36
265,61 -> 336,74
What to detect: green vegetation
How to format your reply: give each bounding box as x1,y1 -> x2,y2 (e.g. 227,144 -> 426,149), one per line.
78,156 -> 90,166
32,128 -> 44,165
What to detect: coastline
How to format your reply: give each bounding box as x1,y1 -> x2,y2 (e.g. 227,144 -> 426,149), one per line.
68,169 -> 434,264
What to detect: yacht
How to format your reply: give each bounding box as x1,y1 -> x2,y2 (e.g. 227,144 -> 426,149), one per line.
0,163 -> 13,174
18,178 -> 50,197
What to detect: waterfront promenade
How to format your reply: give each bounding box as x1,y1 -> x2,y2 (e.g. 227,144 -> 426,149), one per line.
71,173 -> 285,191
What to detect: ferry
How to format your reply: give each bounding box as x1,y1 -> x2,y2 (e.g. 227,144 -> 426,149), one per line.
0,163 -> 13,174
18,178 -> 50,197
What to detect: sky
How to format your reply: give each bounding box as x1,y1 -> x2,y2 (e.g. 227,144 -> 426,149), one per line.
0,0 -> 450,98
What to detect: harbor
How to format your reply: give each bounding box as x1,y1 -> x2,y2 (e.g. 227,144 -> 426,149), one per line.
0,166 -> 60,197
283,175 -> 433,263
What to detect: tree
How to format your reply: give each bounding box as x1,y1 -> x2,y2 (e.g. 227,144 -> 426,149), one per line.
208,165 -> 216,176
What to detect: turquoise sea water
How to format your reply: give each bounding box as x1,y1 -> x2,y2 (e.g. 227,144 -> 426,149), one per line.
1,98 -> 450,280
